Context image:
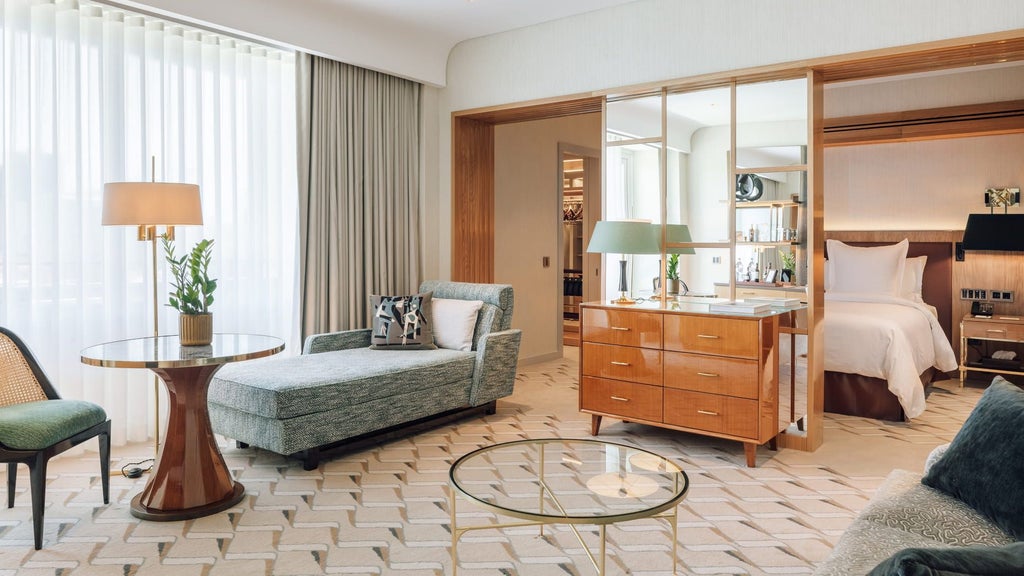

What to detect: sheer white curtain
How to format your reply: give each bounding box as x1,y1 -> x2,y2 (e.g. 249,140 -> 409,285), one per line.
0,0 -> 299,445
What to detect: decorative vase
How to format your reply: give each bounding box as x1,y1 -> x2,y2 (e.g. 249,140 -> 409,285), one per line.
780,269 -> 793,283
179,313 -> 213,346
666,278 -> 680,295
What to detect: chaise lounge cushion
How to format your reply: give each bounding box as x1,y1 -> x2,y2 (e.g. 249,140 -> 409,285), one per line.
811,470 -> 1015,576
208,347 -> 475,420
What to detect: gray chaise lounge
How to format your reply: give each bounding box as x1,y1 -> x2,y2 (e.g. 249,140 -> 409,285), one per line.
207,281 -> 521,469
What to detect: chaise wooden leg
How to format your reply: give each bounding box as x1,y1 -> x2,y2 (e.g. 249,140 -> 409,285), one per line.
236,441 -> 249,449
29,453 -> 47,550
484,400 -> 497,415
768,437 -> 778,451
744,443 -> 757,468
302,448 -> 320,471
7,463 -> 15,508
591,415 -> 603,436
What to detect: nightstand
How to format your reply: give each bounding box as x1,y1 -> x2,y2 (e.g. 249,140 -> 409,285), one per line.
959,314 -> 1024,384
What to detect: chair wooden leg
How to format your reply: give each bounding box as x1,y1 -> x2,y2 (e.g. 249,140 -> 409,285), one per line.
29,453 -> 47,550
6,463 -> 15,508
99,424 -> 111,505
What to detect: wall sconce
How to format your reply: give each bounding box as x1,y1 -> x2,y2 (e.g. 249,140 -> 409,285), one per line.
962,187 -> 1024,252
984,187 -> 1021,211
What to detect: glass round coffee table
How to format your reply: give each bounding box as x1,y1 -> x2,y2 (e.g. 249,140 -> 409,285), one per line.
448,438 -> 689,575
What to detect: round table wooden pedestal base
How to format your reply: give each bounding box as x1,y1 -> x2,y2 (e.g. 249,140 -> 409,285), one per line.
130,482 -> 246,522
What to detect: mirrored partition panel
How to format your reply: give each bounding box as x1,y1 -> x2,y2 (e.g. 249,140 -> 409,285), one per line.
604,95 -> 664,300
601,73 -> 818,448
665,86 -> 732,245
735,77 -> 808,165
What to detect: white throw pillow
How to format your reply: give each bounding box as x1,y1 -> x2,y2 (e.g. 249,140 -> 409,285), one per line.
901,255 -> 928,301
826,239 -> 909,296
431,298 -> 484,351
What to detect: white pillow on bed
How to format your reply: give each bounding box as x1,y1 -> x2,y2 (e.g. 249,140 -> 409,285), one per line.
826,238 -> 909,296
901,255 -> 927,302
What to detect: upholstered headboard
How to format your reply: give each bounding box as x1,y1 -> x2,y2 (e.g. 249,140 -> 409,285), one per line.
824,234 -> 954,343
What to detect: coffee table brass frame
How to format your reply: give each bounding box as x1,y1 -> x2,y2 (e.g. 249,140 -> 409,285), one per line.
448,438 -> 689,575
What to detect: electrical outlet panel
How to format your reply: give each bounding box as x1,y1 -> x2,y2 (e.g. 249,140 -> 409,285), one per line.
960,288 -> 1015,302
960,288 -> 989,300
990,290 -> 1015,303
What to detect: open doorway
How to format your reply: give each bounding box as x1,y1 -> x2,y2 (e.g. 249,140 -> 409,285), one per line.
559,144 -> 601,347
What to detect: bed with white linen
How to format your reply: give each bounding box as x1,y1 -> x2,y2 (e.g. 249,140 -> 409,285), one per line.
823,238 -> 958,420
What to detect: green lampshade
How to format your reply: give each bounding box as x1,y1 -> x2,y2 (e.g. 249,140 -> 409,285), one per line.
659,224 -> 696,255
586,221 -> 660,255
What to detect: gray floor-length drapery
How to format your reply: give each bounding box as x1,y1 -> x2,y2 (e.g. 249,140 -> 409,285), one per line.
297,54 -> 422,341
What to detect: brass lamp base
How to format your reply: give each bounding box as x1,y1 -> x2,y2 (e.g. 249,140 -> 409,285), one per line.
611,292 -> 637,305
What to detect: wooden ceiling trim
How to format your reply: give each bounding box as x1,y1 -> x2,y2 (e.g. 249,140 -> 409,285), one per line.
819,34 -> 1024,83
457,96 -> 603,125
824,100 -> 1024,146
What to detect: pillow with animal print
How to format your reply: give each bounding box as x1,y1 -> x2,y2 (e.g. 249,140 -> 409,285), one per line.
369,292 -> 436,350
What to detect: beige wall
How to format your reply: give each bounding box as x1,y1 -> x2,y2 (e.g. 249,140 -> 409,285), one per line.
494,113 -> 602,363
824,134 -> 1024,230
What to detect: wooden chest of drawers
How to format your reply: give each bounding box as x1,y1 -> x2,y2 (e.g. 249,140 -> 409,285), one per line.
579,303 -> 781,467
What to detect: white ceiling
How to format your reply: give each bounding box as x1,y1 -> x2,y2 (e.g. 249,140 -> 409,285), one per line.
322,0 -> 643,46
124,0 -> 643,86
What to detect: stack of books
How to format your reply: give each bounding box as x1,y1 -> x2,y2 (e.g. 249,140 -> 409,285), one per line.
708,300 -> 772,314
743,296 -> 803,308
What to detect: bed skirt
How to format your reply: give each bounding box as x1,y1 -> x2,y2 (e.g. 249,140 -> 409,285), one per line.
824,367 -> 948,421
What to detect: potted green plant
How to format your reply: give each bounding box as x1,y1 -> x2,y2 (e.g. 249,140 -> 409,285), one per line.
779,249 -> 796,284
666,253 -> 680,295
162,237 -> 217,346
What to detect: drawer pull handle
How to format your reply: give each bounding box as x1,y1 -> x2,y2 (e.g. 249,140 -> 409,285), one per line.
986,329 -> 1007,333
998,317 -> 1021,321
697,372 -> 719,378
610,326 -> 630,331
697,334 -> 720,339
610,361 -> 630,366
610,396 -> 630,402
697,409 -> 719,416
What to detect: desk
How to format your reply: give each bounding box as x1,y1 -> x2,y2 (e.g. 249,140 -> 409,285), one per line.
448,438 -> 688,575
81,333 -> 284,521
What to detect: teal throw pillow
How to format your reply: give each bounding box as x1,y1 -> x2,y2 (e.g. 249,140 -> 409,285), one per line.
921,376 -> 1024,539
868,542 -> 1024,576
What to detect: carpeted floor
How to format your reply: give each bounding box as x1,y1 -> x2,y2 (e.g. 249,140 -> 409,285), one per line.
0,348 -> 984,575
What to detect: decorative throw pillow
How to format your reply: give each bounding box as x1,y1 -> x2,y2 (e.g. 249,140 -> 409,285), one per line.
431,298 -> 484,351
921,377 -> 1024,539
826,238 -> 909,296
369,292 -> 436,350
868,542 -> 1024,576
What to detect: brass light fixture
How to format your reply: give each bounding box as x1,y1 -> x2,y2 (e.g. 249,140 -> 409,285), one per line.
963,187 -> 1024,252
102,162 -> 203,455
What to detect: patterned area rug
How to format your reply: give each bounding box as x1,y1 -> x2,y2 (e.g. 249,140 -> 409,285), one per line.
0,351 -> 983,575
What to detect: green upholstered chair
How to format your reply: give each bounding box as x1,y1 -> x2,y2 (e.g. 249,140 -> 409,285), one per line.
0,327 -> 110,549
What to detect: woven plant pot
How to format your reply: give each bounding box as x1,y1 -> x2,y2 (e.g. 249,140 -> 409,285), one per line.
179,313 -> 213,346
